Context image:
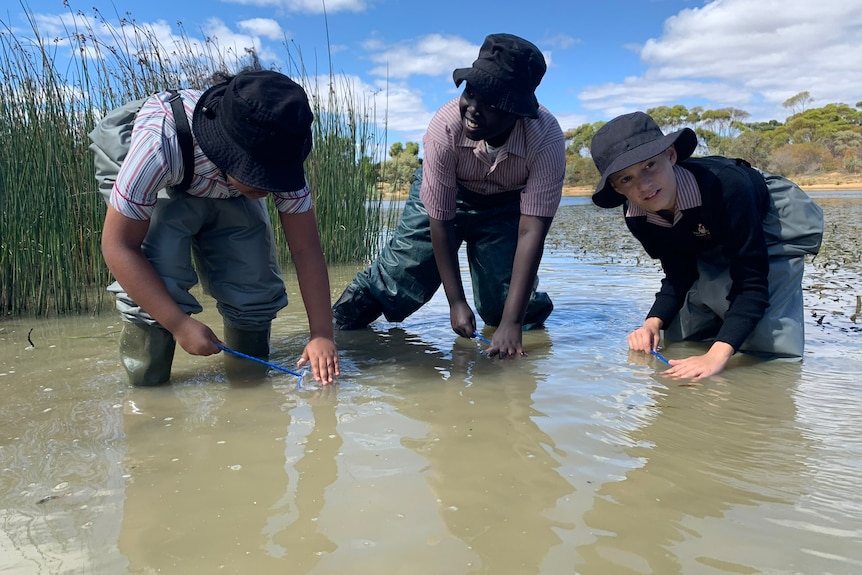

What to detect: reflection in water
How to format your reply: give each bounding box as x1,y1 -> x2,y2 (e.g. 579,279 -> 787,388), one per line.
0,197 -> 860,574
577,359 -> 806,574
341,328 -> 575,574
118,379 -> 340,573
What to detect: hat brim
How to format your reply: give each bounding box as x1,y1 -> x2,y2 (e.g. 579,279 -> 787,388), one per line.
192,83 -> 309,193
591,127 -> 697,209
453,68 -> 540,119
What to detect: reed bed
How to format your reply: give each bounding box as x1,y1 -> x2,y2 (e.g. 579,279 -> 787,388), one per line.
0,4 -> 391,317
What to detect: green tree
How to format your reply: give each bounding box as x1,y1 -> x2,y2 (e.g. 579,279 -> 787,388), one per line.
782,91 -> 814,115
381,141 -> 420,192
843,149 -> 862,174
564,122 -> 602,157
726,130 -> 775,168
646,105 -> 690,132
699,107 -> 749,138
390,142 -> 405,158
564,155 -> 599,187
824,130 -> 862,158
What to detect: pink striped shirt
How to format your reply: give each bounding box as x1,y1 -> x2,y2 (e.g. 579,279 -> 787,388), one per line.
419,98 -> 565,221
112,89 -> 312,220
625,164 -> 702,226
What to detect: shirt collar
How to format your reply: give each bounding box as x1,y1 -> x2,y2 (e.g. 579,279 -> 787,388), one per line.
457,118 -> 526,159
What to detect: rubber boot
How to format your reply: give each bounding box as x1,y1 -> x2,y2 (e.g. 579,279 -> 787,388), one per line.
119,322 -> 176,387
331,284 -> 382,330
223,324 -> 271,382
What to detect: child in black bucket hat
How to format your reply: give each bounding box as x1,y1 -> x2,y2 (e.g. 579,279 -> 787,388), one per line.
590,111 -> 823,379
332,33 -> 566,358
97,69 -> 339,386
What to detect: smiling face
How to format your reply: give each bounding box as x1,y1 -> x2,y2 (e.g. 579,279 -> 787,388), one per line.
608,146 -> 679,213
458,84 -> 518,148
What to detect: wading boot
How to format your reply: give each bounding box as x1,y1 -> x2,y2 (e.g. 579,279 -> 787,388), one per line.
223,324 -> 271,382
119,322 -> 176,387
331,284 -> 382,330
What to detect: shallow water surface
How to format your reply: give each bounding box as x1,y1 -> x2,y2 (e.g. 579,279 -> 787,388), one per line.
1,195 -> 860,574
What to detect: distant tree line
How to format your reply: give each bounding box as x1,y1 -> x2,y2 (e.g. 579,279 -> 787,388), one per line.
563,92 -> 862,187
378,92 -> 862,191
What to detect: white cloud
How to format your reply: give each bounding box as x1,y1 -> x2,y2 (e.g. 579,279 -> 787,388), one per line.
27,11 -> 280,71
372,82 -> 435,140
579,0 -> 862,122
201,18 -> 275,62
237,18 -> 284,41
221,0 -> 366,14
553,112 -> 591,134
298,73 -> 432,150
367,34 -> 478,79
544,34 -> 579,50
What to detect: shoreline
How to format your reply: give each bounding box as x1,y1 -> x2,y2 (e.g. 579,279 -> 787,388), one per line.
561,180 -> 862,198
380,180 -> 862,200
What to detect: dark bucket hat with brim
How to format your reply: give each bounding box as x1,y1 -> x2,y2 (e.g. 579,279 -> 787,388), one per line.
193,70 -> 313,193
590,111 -> 698,208
452,33 -> 546,119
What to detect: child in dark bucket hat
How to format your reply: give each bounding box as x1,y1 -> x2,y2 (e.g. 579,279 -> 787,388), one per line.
452,33 -> 546,119
590,111 -> 823,380
332,33 -> 566,358
96,69 -> 339,386
193,70 -> 314,193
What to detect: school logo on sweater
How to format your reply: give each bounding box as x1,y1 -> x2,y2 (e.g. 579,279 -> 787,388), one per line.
693,223 -> 713,240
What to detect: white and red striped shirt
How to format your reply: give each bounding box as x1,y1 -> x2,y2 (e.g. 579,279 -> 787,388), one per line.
419,98 -> 565,221
112,89 -> 312,220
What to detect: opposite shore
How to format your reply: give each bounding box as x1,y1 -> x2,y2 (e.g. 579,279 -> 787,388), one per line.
561,180 -> 862,197
380,175 -> 862,200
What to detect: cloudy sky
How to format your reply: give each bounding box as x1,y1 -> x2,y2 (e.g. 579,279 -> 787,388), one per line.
9,0 -> 862,149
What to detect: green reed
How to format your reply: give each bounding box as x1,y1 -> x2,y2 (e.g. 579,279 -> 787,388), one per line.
297,70 -> 394,263
0,4 -> 392,317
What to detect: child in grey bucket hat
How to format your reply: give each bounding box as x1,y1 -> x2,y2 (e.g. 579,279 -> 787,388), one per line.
589,110 -> 822,380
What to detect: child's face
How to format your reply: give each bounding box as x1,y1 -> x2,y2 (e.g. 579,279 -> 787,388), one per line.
609,147 -> 678,213
227,175 -> 270,200
459,84 -> 518,147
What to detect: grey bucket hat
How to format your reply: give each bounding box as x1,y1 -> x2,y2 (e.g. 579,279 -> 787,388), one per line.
590,111 -> 697,208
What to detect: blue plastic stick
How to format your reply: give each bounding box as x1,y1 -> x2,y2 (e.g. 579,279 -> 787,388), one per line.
650,349 -> 672,366
216,343 -> 306,385
473,331 -> 491,345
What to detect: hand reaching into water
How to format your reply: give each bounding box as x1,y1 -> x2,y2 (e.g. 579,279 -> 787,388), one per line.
660,342 -> 734,381
486,321 -> 526,359
297,336 -> 340,385
627,318 -> 662,353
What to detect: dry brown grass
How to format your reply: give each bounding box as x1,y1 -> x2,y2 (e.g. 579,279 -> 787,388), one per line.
792,172 -> 862,191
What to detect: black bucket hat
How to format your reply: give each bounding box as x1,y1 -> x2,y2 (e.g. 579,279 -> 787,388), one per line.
452,33 -> 546,119
193,70 -> 313,193
590,111 -> 698,208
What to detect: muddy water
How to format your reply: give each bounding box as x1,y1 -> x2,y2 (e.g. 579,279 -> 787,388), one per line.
1,194 -> 860,574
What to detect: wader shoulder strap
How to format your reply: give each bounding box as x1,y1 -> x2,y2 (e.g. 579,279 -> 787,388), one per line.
167,90 -> 194,192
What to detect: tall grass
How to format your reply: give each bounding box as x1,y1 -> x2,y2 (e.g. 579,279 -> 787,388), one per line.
0,3 -> 392,317
301,72 -> 392,263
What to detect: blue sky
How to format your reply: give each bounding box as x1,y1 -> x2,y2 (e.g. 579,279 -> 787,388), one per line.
8,0 -> 862,151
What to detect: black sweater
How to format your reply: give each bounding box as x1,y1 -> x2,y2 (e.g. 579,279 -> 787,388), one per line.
624,158 -> 771,351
